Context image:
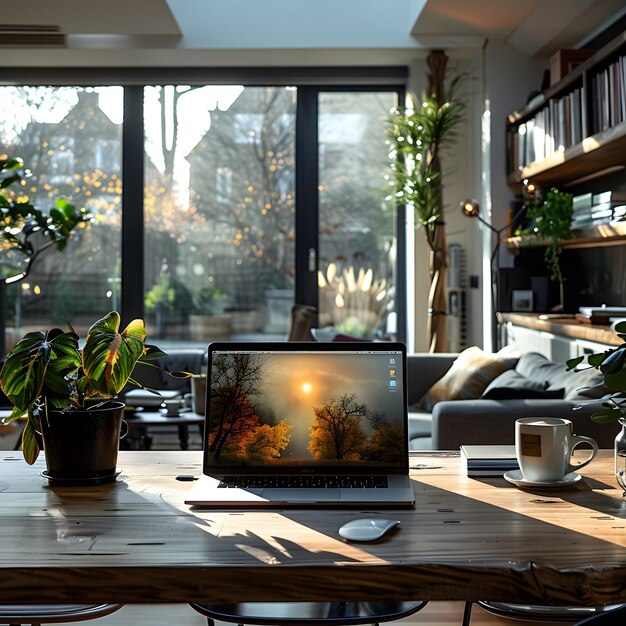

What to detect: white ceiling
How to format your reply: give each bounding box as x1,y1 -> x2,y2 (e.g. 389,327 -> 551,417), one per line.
0,0 -> 624,67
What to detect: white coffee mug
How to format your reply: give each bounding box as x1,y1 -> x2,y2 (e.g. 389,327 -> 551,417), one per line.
162,398 -> 182,417
515,417 -> 598,482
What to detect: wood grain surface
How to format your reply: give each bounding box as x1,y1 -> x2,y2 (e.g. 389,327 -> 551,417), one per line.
1,450 -> 625,607
497,312 -> 622,345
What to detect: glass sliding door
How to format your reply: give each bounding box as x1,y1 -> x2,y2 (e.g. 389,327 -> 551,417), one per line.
317,91 -> 399,339
0,80 -> 404,353
143,85 -> 296,342
0,86 -> 123,350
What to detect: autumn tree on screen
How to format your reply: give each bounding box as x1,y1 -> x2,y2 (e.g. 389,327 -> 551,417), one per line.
208,353 -> 267,460
364,410 -> 404,463
309,393 -> 368,461
245,419 -> 292,463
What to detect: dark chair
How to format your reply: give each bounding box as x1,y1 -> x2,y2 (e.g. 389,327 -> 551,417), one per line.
463,601 -> 626,626
189,601 -> 427,626
288,304 -> 316,341
0,603 -> 122,625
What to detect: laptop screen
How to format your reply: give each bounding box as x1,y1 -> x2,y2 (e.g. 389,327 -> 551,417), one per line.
203,342 -> 408,475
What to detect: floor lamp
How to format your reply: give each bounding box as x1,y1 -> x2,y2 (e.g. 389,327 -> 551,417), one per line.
461,198 -> 526,349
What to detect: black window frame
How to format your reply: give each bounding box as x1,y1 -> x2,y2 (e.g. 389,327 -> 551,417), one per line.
0,68 -> 407,343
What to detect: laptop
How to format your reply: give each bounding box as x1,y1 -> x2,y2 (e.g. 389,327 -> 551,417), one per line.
185,341 -> 415,507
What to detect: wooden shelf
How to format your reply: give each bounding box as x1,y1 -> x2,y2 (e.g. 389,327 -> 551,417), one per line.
506,29 -> 626,190
507,122 -> 626,188
497,312 -> 622,346
504,221 -> 626,250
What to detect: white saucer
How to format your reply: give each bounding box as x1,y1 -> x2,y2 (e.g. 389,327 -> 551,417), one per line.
503,469 -> 582,489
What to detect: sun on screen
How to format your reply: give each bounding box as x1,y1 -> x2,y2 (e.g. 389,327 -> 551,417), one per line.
301,382 -> 313,394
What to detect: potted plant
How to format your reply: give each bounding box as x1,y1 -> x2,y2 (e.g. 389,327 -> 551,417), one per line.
518,187 -> 573,312
189,286 -> 231,340
0,311 -> 177,485
567,322 -> 626,492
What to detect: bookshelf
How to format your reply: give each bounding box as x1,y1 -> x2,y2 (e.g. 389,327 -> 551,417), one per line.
504,221 -> 626,251
506,30 -> 626,189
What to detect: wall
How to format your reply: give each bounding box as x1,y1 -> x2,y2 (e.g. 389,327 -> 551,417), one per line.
406,43 -> 543,353
480,39 -> 545,350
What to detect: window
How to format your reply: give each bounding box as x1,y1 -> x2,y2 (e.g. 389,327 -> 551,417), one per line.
0,78 -> 404,351
49,136 -> 75,181
216,167 -> 233,203
0,86 -> 122,342
143,86 -> 296,341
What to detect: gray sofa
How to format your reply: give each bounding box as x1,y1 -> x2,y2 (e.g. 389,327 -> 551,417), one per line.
408,352 -> 618,450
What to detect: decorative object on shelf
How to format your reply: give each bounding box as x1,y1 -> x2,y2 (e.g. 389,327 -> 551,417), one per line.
567,320 -> 626,494
519,185 -> 573,312
387,50 -> 464,352
0,311 -> 188,484
511,289 -> 533,312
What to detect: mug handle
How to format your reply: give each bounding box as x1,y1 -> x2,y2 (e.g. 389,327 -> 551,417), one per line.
567,434 -> 599,472
119,419 -> 129,440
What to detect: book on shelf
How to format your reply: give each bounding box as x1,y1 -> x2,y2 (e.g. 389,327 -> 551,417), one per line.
577,306 -> 626,324
460,445 -> 518,477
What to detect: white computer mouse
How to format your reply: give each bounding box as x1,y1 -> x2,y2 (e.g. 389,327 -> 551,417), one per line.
338,518 -> 400,542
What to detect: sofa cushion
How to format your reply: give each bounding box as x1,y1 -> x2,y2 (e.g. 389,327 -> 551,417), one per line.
418,346 -> 513,411
515,351 -> 608,400
408,410 -> 432,440
481,369 -> 565,400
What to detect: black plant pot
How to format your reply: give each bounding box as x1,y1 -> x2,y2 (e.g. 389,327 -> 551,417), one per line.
39,401 -> 126,486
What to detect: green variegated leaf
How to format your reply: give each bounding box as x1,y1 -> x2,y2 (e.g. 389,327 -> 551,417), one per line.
21,418 -> 40,464
140,344 -> 168,361
82,312 -> 147,397
0,331 -> 50,413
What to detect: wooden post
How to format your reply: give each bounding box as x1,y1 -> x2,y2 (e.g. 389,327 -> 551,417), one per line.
425,50 -> 449,353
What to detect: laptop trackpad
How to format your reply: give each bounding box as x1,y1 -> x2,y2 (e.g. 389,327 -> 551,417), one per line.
262,488 -> 341,503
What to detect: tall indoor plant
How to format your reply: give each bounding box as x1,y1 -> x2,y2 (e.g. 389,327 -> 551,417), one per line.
387,51 -> 463,352
0,311 -> 177,484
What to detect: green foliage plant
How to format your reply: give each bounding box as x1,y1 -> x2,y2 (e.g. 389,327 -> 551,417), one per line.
193,286 -> 227,316
522,187 -> 573,287
387,91 -> 463,249
0,311 -> 188,464
145,267 -> 175,311
566,320 -> 626,424
0,157 -> 91,272
387,77 -> 464,352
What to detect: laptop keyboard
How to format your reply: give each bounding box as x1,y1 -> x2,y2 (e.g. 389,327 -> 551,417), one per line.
218,475 -> 389,489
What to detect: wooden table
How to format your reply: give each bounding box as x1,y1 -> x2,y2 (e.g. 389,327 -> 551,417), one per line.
1,450 -> 625,607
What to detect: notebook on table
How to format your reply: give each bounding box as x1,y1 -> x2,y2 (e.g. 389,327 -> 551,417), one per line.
185,341 -> 415,507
